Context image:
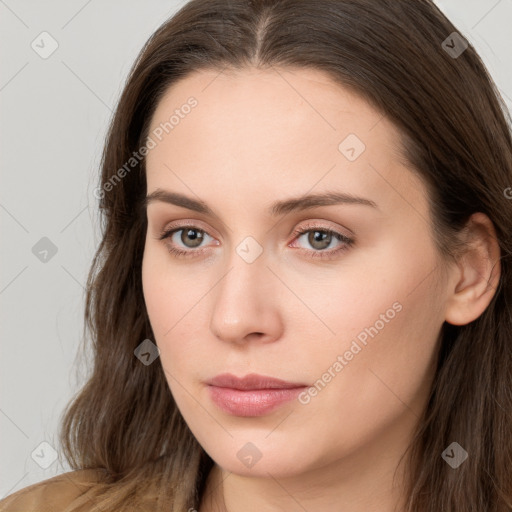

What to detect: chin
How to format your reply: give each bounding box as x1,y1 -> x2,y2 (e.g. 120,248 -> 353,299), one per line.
199,434 -> 322,479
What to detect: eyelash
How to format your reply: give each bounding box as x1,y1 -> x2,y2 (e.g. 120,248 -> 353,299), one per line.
157,223 -> 355,261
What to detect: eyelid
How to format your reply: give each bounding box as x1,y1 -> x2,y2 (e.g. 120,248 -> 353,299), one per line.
157,218 -> 353,240
157,219 -> 355,259
157,219 -> 219,240
290,220 -> 354,240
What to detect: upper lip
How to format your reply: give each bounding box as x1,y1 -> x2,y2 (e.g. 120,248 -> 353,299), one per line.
206,373 -> 308,390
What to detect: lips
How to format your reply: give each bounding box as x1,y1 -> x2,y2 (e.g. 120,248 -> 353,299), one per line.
205,373 -> 309,416
206,372 -> 308,390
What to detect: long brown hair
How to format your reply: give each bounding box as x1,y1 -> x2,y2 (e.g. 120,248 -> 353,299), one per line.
59,1 -> 512,510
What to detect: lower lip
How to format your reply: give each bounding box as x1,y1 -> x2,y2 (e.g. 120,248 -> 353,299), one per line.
207,385 -> 307,416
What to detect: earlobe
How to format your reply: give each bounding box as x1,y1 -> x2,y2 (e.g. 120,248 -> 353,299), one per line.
444,212 -> 501,326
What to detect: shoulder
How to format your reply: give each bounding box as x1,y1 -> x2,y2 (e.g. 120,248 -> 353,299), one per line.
0,469 -> 106,511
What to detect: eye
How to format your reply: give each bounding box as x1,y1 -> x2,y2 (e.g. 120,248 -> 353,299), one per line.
157,222 -> 354,260
158,225 -> 216,259
289,225 -> 354,260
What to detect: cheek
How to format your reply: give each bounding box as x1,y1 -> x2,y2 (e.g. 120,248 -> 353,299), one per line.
141,241 -> 197,337
296,244 -> 443,450
141,245 -> 212,381
142,251 -> 169,337
306,295 -> 440,464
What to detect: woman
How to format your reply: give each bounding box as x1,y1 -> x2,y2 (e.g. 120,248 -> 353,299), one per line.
1,0 -> 511,510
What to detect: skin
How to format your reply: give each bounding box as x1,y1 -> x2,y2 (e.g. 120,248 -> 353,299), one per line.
141,67 -> 500,512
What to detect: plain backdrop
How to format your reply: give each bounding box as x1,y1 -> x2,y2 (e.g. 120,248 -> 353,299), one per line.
1,0 -> 511,499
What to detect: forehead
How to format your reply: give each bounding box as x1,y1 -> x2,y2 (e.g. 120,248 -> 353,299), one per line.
148,66 -> 388,144
145,67 -> 428,218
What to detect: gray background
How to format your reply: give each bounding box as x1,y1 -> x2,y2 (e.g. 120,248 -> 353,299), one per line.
1,0 -> 511,498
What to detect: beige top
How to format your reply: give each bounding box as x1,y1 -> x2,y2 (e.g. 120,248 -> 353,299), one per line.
0,469 -> 105,511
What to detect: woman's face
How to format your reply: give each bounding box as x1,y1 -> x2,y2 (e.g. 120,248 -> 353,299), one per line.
142,67 -> 452,478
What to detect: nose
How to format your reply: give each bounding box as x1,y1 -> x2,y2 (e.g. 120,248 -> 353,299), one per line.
209,250 -> 283,345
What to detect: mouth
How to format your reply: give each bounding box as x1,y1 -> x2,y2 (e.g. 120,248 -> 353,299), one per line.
205,373 -> 309,417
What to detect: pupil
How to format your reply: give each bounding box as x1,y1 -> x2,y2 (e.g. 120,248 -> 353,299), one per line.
309,230 -> 330,250
183,228 -> 203,247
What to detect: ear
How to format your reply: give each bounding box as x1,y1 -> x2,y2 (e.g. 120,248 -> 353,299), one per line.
444,212 -> 501,326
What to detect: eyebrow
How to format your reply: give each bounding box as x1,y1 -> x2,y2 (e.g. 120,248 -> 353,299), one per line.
144,189 -> 378,217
